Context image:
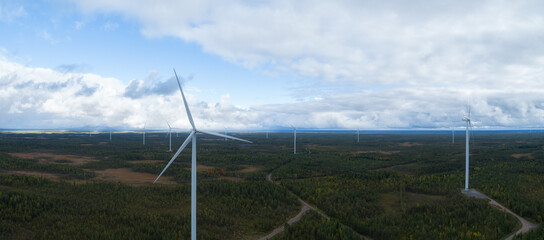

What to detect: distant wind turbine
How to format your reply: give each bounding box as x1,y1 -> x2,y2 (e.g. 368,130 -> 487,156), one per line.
291,125 -> 297,154
357,129 -> 360,143
166,120 -> 172,152
109,128 -> 112,143
154,69 -> 252,240
463,106 -> 472,190
451,127 -> 455,144
143,122 -> 146,145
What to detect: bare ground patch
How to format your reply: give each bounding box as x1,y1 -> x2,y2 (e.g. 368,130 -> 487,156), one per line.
356,150 -> 400,155
512,153 -> 534,159
218,176 -> 244,182
93,168 -> 174,184
9,152 -> 98,166
197,164 -> 215,172
398,142 -> 422,147
128,160 -> 164,164
4,170 -> 60,180
238,165 -> 263,173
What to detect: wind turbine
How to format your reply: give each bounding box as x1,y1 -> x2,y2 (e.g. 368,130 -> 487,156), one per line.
462,106 -> 472,190
166,121 -> 172,152
451,127 -> 454,144
109,128 -> 112,143
291,125 -> 297,154
143,122 -> 146,145
357,129 -> 360,143
154,69 -> 251,240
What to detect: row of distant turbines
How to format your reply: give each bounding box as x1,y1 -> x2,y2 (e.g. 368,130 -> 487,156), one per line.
85,69 -> 475,240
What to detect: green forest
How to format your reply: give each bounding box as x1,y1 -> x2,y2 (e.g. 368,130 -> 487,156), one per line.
0,131 -> 543,239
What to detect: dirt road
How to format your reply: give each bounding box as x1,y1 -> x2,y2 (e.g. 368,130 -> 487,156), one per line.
462,189 -> 540,240
258,173 -> 367,240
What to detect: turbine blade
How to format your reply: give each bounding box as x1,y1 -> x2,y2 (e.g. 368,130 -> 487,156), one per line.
173,69 -> 196,130
154,130 -> 195,183
166,120 -> 171,129
198,130 -> 252,143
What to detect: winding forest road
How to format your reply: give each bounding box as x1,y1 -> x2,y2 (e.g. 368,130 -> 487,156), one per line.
257,173 -> 368,240
462,189 -> 540,240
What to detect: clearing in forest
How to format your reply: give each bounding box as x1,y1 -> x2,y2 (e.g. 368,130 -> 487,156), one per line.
4,170 -> 61,180
398,142 -> 422,147
355,150 -> 400,155
511,153 -> 534,159
9,152 -> 98,166
93,168 -> 175,184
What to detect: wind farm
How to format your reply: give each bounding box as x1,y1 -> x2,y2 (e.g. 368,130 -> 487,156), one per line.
2,1 -> 544,239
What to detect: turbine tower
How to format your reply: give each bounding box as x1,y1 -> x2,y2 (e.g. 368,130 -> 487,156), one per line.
357,129 -> 360,143
291,125 -> 297,154
166,121 -> 172,152
109,128 -> 112,143
451,127 -> 454,144
154,69 -> 251,240
143,122 -> 146,145
463,107 -> 472,190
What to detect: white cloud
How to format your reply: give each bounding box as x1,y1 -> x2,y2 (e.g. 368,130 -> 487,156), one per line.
4,1 -> 544,130
71,0 -> 544,90
1,55 -> 544,130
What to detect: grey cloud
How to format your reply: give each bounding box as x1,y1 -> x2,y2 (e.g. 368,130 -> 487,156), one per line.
75,85 -> 97,96
123,72 -> 179,99
55,64 -> 88,73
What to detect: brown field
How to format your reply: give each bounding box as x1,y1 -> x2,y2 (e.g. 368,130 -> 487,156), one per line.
197,164 -> 215,172
9,152 -> 98,166
398,142 -> 422,147
80,144 -> 93,146
512,153 -> 534,159
128,160 -> 164,164
238,165 -> 263,173
93,168 -> 174,184
355,150 -> 400,155
4,170 -> 60,180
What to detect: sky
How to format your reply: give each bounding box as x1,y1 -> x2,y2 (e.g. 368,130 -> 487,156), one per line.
1,0 -> 544,131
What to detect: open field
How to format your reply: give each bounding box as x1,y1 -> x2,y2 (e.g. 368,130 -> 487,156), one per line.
1,131 -> 543,239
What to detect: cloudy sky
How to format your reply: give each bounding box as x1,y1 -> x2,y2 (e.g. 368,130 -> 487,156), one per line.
1,0 -> 544,130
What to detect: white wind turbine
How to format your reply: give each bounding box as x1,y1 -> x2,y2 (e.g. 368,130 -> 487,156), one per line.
357,129 -> 360,143
166,120 -> 172,152
291,125 -> 297,154
142,122 -> 146,145
451,127 -> 454,144
154,69 -> 252,240
462,106 -> 472,190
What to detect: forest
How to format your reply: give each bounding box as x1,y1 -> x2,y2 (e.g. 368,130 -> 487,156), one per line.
0,130 -> 543,239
